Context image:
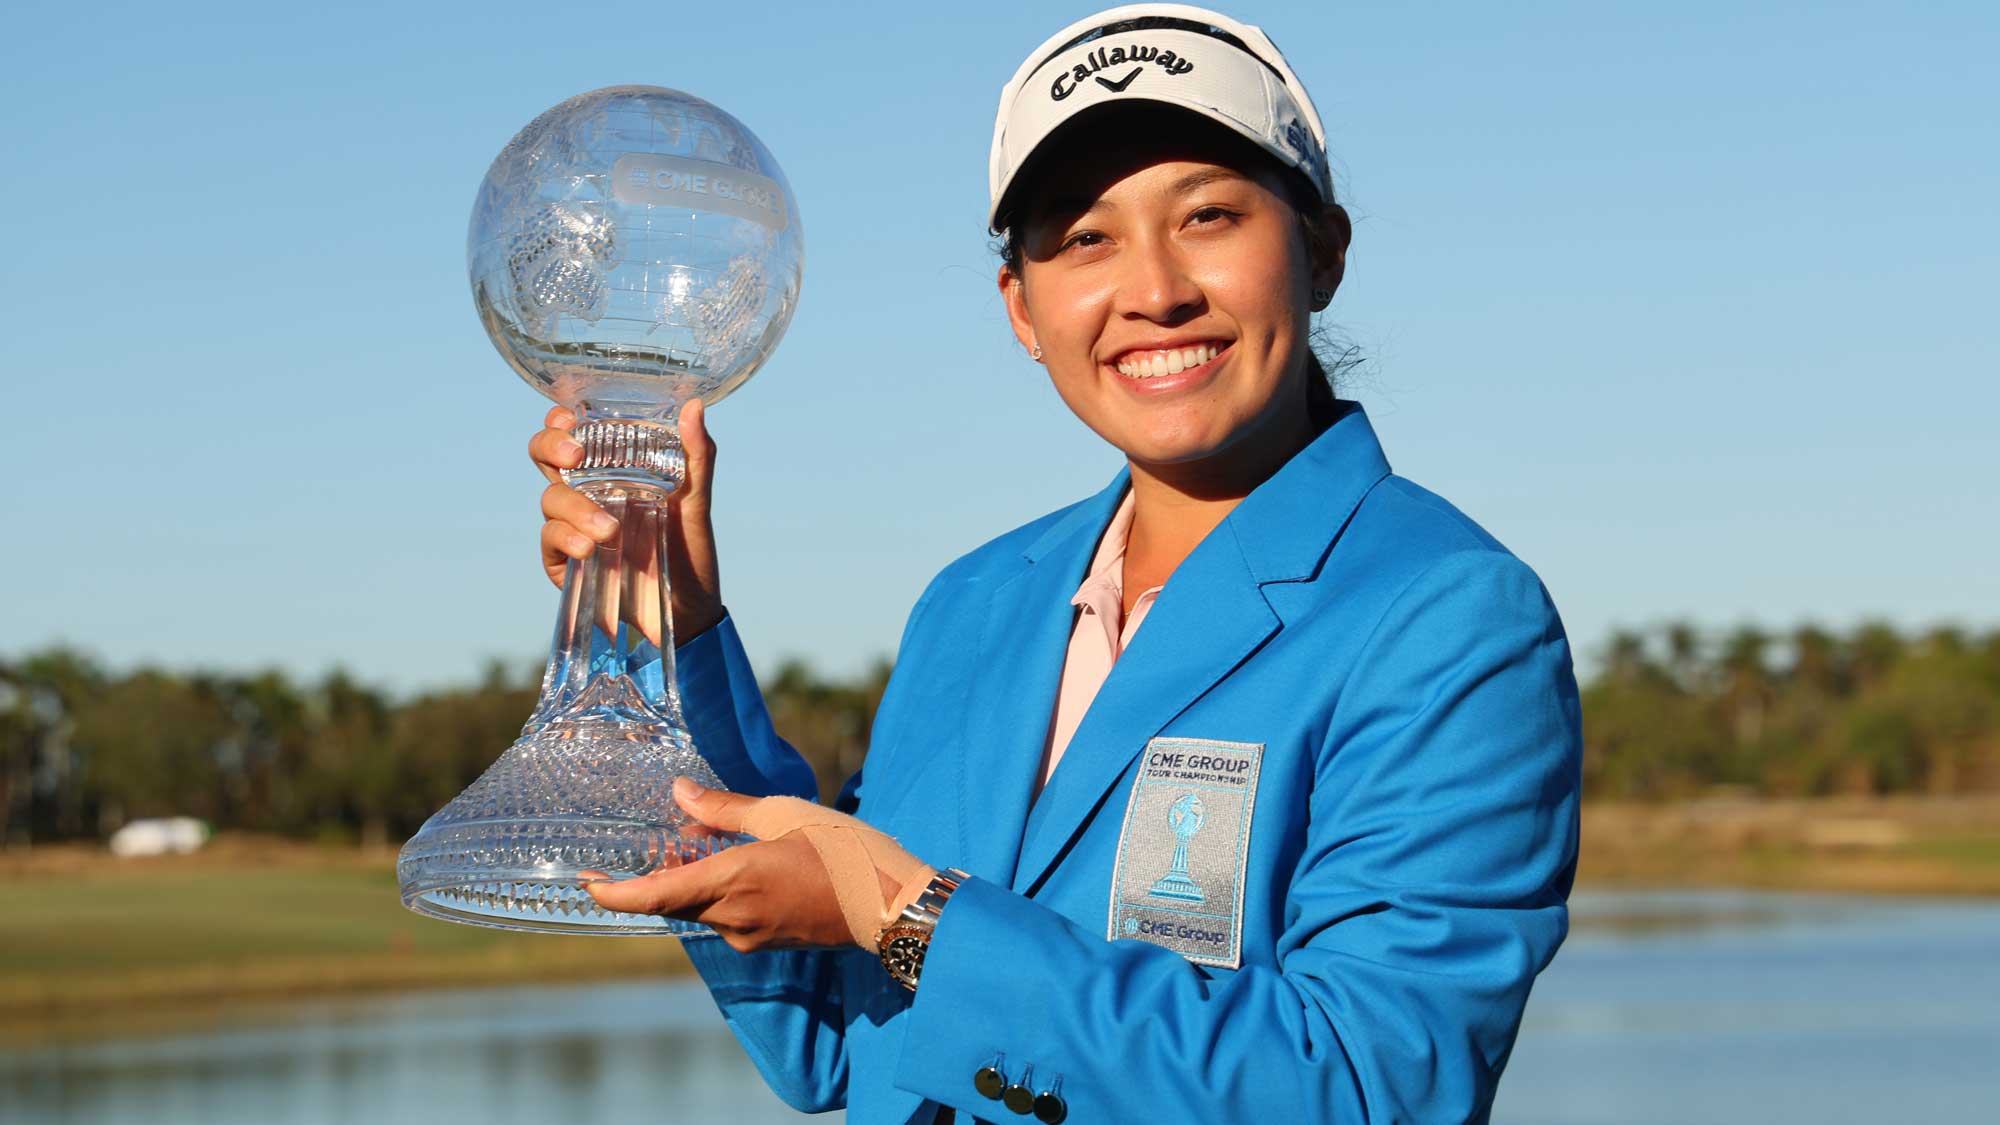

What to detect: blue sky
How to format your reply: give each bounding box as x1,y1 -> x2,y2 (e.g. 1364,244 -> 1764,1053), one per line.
2,1 -> 1994,693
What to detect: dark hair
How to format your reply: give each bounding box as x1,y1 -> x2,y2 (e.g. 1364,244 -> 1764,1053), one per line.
995,158 -> 1355,431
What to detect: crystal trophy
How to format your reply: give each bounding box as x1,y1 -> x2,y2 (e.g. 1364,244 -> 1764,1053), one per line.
397,86 -> 803,935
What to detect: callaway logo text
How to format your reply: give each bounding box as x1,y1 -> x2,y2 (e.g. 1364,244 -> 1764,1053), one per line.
1051,43 -> 1195,101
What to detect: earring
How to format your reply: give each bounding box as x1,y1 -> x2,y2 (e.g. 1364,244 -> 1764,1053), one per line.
1030,344 -> 1043,361
1310,288 -> 1332,309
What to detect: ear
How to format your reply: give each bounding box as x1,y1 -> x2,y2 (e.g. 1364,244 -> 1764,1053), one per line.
1307,202 -> 1351,307
997,263 -> 1039,355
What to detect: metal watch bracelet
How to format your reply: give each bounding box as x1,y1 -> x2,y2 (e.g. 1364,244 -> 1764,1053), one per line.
876,867 -> 969,991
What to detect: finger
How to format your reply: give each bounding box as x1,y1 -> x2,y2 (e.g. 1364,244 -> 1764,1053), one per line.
585,852 -> 730,917
541,483 -> 618,542
674,777 -> 759,835
530,427 -> 585,475
529,427 -> 586,484
541,520 -> 596,572
544,405 -> 576,431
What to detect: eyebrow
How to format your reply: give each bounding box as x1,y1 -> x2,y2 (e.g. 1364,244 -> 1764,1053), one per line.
1168,167 -> 1248,194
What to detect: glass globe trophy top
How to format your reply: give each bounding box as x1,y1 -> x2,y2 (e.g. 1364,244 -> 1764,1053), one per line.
396,86 -> 802,935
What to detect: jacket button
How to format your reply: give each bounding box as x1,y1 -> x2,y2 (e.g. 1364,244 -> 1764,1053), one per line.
974,1065 -> 1006,1100
1033,1075 -> 1068,1124
1003,1065 -> 1037,1115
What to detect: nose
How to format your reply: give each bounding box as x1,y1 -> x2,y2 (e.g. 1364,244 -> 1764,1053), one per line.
1113,234 -> 1203,325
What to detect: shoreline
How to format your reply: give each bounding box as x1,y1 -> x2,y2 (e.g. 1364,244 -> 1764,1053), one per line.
4,947 -> 697,1050
6,795 -> 1996,1046
1577,794 -> 2000,897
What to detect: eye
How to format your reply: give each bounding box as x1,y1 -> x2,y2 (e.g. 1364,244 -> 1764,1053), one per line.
1059,229 -> 1108,254
1186,205 -> 1240,227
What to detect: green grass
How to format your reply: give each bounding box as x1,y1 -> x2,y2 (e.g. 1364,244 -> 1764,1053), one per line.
0,852 -> 689,1039
1906,835 -> 2000,867
11,866 -> 445,974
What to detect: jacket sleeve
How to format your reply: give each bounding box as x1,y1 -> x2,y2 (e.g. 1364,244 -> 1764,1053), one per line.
668,611 -> 844,1111
671,612 -> 820,802
676,583 -> 946,1113
892,551 -> 1583,1123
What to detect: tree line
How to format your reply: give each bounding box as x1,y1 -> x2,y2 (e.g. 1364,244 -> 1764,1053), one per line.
2,621 -> 1995,845
1586,623 -> 1998,798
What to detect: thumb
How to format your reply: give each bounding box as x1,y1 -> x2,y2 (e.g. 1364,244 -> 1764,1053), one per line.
674,777 -> 757,833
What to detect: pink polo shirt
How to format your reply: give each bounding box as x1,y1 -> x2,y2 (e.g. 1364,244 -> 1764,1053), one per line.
1035,489 -> 1163,794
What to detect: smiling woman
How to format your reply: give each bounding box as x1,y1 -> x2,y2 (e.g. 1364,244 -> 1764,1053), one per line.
527,5 -> 1583,1124
995,102 -> 1348,498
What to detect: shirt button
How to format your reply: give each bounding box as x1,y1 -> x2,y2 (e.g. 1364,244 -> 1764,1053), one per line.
974,1065 -> 1006,1100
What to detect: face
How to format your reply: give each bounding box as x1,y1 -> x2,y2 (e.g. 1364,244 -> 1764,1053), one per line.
1000,110 -> 1346,482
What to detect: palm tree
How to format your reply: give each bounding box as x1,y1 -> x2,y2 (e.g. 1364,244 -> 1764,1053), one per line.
1721,625 -> 1772,747
1664,622 -> 1702,694
1602,629 -> 1652,687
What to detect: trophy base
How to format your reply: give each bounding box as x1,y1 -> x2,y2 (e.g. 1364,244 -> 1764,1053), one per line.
396,713 -> 744,937
1147,872 -> 1205,903
400,844 -> 723,937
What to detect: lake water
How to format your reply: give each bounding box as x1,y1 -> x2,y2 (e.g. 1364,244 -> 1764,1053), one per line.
5,890 -> 1996,1124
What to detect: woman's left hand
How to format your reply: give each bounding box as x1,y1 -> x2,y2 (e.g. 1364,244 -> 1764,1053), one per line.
586,779 -> 929,954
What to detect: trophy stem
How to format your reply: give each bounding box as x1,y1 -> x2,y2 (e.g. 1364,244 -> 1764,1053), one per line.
396,415 -> 741,936
529,418 -> 687,731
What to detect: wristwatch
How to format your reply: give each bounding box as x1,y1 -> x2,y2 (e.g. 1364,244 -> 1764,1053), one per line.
876,867 -> 969,991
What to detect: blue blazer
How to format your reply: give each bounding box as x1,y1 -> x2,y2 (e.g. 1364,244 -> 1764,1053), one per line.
673,403 -> 1583,1124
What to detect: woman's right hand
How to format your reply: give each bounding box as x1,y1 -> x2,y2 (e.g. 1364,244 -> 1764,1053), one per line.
528,399 -> 726,646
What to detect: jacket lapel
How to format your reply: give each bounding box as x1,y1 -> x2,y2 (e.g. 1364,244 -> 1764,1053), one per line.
952,472 -> 1131,887
1010,527 -> 1278,894
1009,403 -> 1393,895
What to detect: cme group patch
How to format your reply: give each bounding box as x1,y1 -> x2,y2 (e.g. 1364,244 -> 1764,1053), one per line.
1108,736 -> 1264,969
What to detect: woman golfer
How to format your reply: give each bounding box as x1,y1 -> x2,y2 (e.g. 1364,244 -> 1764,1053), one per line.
531,6 -> 1582,1122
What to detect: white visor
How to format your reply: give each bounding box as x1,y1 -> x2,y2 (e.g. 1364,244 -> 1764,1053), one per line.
988,3 -> 1332,230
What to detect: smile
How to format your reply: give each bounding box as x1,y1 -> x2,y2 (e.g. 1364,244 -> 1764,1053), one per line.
1112,341 -> 1231,380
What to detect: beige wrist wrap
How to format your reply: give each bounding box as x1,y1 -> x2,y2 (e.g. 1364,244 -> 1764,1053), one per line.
741,796 -> 936,952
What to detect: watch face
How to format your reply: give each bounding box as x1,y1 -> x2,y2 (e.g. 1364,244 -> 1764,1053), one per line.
880,928 -> 928,988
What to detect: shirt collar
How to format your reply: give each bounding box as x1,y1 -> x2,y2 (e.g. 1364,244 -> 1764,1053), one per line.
1071,488 -> 1139,609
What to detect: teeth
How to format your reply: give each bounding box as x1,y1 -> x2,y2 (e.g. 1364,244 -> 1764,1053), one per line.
1115,343 -> 1221,379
